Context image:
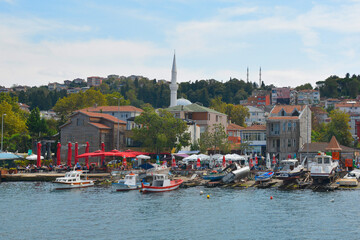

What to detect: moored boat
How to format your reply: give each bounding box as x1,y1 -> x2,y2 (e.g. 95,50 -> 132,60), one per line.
276,159 -> 304,180
53,169 -> 94,190
141,174 -> 183,193
310,152 -> 339,183
255,171 -> 274,182
112,173 -> 143,191
203,170 -> 226,181
222,164 -> 250,183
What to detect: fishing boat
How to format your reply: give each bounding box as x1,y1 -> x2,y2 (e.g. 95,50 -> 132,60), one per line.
146,164 -> 170,176
276,159 -> 304,180
222,164 -> 250,183
255,171 -> 274,182
338,169 -> 360,187
203,170 -> 226,181
310,152 -> 339,183
141,174 -> 183,193
112,173 -> 143,191
53,168 -> 94,190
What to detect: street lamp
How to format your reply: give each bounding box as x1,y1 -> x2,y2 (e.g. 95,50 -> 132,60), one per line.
113,97 -> 123,150
1,113 -> 6,152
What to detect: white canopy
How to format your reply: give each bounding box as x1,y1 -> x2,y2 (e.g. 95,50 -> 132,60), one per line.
216,154 -> 246,162
26,154 -> 44,160
183,154 -> 210,163
136,154 -> 151,160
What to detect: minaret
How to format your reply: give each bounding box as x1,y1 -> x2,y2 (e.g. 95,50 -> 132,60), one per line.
169,53 -> 178,107
259,67 -> 262,87
247,67 -> 249,82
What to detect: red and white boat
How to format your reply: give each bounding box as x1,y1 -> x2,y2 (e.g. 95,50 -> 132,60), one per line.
141,174 -> 183,193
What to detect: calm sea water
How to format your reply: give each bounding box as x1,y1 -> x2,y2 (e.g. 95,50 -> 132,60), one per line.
0,182 -> 359,240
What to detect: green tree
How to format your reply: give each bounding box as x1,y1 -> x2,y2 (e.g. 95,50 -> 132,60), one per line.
131,107 -> 190,153
210,97 -> 249,126
325,109 -> 353,146
197,124 -> 230,154
105,92 -> 130,106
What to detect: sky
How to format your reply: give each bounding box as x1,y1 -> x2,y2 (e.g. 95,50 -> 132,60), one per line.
1,0 -> 360,88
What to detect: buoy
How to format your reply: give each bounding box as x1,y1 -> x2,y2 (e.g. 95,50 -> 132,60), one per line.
270,196 -> 273,200
207,195 -> 210,199
200,191 -> 204,195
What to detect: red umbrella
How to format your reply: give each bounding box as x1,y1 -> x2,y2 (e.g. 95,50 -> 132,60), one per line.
77,150 -> 104,158
288,154 -> 291,159
74,142 -> 79,165
85,142 -> 89,169
272,154 -> 276,165
37,142 -> 41,168
255,154 -> 258,165
56,142 -> 61,166
67,142 -> 72,167
171,155 -> 176,168
197,158 -> 201,168
249,157 -> 253,168
123,157 -> 127,167
229,160 -> 232,164
101,142 -> 105,166
163,159 -> 167,166
222,155 -> 226,168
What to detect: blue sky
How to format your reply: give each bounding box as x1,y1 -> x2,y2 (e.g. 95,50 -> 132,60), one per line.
1,0 -> 360,88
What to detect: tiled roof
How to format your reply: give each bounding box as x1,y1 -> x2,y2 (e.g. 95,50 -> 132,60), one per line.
243,124 -> 266,131
326,136 -> 342,151
299,142 -> 356,153
335,102 -> 360,108
271,105 -> 306,114
268,116 -> 299,120
78,110 -> 126,124
82,105 -> 143,113
89,122 -> 111,129
227,123 -> 244,131
166,103 -> 226,115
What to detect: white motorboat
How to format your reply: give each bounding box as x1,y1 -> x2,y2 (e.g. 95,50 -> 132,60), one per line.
276,159 -> 304,180
112,173 -> 143,191
338,169 -> 360,186
141,174 -> 183,193
146,164 -> 170,176
310,153 -> 339,183
53,169 -> 94,190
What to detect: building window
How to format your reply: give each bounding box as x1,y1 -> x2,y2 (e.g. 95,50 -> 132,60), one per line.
283,122 -> 286,132
216,115 -> 218,122
229,131 -> 233,136
288,122 -> 292,131
293,139 -> 296,147
288,139 -> 291,147
293,122 -> 296,129
208,114 -> 210,120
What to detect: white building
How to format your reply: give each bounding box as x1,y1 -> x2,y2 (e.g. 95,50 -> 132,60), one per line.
335,101 -> 360,137
245,106 -> 266,126
297,90 -> 320,105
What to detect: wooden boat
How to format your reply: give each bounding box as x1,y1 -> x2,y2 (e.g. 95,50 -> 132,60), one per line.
255,171 -> 274,182
141,174 -> 183,193
310,153 -> 339,183
112,173 -> 144,191
276,159 -> 304,180
53,169 -> 94,190
203,170 -> 226,181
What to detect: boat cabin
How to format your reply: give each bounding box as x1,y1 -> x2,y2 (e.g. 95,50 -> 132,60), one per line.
122,173 -> 140,185
55,170 -> 84,183
311,153 -> 339,177
280,159 -> 299,171
152,174 -> 171,187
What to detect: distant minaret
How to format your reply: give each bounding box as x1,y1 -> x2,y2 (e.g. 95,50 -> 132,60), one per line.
169,53 -> 178,107
259,67 -> 262,87
247,67 -> 249,82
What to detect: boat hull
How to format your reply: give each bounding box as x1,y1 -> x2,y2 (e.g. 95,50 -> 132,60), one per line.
142,179 -> 183,193
53,181 -> 94,190
255,172 -> 274,182
276,170 -> 303,180
203,174 -> 225,181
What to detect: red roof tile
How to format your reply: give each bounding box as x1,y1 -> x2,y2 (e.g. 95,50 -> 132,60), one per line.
243,125 -> 266,130
78,110 -> 126,124
326,136 -> 342,151
227,123 -> 245,131
335,102 -> 360,108
82,105 -> 143,113
89,122 -> 111,129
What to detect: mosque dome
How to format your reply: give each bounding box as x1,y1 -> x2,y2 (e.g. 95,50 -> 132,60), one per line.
176,98 -> 192,106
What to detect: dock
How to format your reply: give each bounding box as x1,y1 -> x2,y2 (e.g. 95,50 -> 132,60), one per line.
1,172 -> 110,182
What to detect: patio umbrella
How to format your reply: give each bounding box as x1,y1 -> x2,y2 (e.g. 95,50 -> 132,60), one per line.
36,142 -> 41,168
56,142 -> 61,166
123,157 -> 127,167
77,150 -> 104,158
101,142 -> 105,166
136,154 -> 151,159
272,154 -> 276,165
171,155 -> 176,168
156,155 -> 160,165
67,142 -> 72,167
163,159 -> 167,166
266,153 -> 271,169
222,155 -> 226,168
197,158 -> 201,168
85,142 -> 89,169
74,142 -> 78,165
26,154 -> 44,160
249,157 -> 253,168
255,154 -> 258,165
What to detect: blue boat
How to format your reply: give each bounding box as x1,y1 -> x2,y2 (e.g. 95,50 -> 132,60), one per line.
203,171 -> 226,181
255,171 -> 274,182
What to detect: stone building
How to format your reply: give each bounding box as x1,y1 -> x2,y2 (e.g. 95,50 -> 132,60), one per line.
59,110 -> 126,160
266,105 -> 311,160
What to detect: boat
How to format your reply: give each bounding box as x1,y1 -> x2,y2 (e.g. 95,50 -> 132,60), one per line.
112,173 -> 144,191
146,164 -> 170,176
203,170 -> 226,181
276,159 -> 304,180
310,152 -> 339,183
222,164 -> 250,183
255,171 -> 274,182
338,169 -> 360,187
53,168 -> 94,190
141,174 -> 183,193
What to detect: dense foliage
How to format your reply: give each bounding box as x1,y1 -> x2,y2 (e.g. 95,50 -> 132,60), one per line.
317,73 -> 360,99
